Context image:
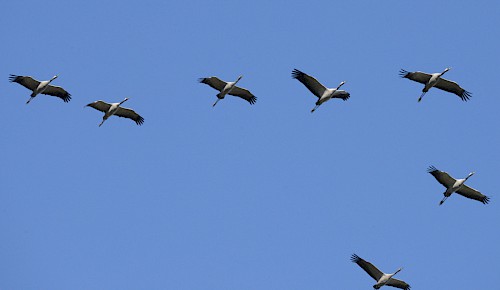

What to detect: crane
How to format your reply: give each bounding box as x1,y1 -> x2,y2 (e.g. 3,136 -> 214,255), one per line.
351,254 -> 410,290
85,98 -> 144,127
427,166 -> 489,205
399,68 -> 471,102
9,74 -> 71,104
291,69 -> 350,112
198,75 -> 257,107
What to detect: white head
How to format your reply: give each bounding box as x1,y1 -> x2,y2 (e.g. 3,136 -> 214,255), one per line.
394,267 -> 403,275
237,75 -> 243,81
120,97 -> 129,105
51,75 -> 59,81
441,67 -> 451,75
467,171 -> 475,179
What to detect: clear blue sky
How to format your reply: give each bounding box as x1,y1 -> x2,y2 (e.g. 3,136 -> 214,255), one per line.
1,1 -> 499,289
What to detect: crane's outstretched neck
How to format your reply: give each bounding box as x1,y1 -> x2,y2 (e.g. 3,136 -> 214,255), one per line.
465,172 -> 475,181
440,67 -> 451,76
119,98 -> 129,105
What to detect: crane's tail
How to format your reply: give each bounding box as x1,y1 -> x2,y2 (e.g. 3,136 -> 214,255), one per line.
311,105 -> 319,113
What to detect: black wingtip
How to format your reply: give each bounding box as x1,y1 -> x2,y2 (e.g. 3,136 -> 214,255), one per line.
350,253 -> 361,263
427,165 -> 438,173
291,68 -> 305,79
460,90 -> 472,102
198,77 -> 207,83
62,93 -> 72,103
134,115 -> 145,126
483,195 -> 490,204
248,96 -> 257,105
8,74 -> 19,82
399,69 -> 409,78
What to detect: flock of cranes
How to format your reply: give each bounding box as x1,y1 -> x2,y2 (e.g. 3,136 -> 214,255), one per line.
8,66 -> 472,125
8,66 -> 488,289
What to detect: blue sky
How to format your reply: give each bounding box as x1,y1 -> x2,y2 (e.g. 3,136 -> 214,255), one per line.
1,1 -> 499,289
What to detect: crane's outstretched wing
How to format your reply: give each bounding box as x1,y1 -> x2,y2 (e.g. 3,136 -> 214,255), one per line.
332,90 -> 350,101
9,75 -> 40,90
291,69 -> 327,99
456,185 -> 490,204
435,78 -> 471,101
115,107 -> 145,125
86,101 -> 111,112
427,166 -> 457,188
351,254 -> 383,281
228,86 -> 257,104
399,69 -> 432,84
386,278 -> 411,290
42,85 -> 71,102
199,77 -> 227,91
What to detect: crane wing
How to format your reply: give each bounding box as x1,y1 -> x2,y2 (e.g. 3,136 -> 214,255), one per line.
435,78 -> 471,101
86,101 -> 112,113
399,69 -> 432,84
386,278 -> 411,290
456,185 -> 490,204
332,90 -> 350,101
9,75 -> 40,91
42,85 -> 71,102
198,77 -> 227,91
351,254 -> 383,281
228,86 -> 257,104
115,107 -> 145,125
427,166 -> 457,188
291,69 -> 327,99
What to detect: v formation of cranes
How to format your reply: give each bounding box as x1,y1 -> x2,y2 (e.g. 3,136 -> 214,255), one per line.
8,66 -> 488,289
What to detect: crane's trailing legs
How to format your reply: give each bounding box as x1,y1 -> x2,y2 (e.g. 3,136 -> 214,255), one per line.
439,195 -> 449,205
418,92 -> 426,102
311,104 -> 319,113
99,118 -> 107,127
213,98 -> 221,107
26,96 -> 35,104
